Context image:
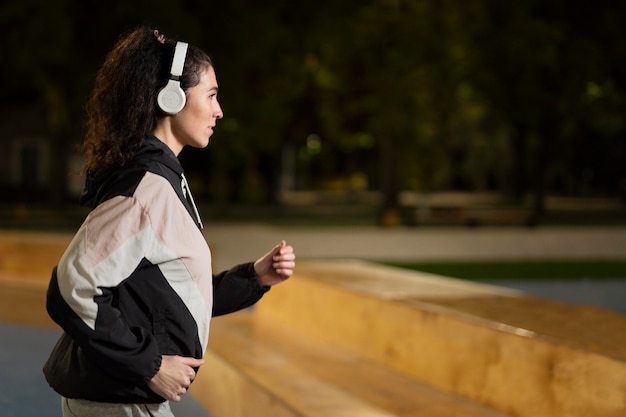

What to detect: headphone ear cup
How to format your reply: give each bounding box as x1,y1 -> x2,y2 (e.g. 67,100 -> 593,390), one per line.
157,80 -> 186,114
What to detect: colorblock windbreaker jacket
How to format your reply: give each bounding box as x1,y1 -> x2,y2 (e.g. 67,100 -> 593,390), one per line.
43,136 -> 268,403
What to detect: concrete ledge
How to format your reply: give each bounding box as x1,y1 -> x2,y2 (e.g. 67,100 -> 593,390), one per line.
256,261 -> 626,417
193,310 -> 511,417
0,231 -> 70,328
0,231 -> 70,276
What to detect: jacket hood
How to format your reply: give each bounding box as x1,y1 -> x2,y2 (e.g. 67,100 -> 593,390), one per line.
79,136 -> 183,209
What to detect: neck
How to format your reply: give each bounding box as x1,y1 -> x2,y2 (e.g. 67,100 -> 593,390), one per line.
152,120 -> 183,156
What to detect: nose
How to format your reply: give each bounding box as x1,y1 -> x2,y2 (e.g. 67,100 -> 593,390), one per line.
214,101 -> 224,119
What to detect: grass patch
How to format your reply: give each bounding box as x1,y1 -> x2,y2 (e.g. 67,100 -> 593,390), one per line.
380,260 -> 626,280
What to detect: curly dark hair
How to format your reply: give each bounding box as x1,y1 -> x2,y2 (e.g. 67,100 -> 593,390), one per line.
81,26 -> 213,178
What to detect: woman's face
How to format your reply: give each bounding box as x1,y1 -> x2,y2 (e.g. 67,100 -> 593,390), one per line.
169,65 -> 223,153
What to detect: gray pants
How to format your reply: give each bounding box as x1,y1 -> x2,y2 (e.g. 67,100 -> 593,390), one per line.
62,397 -> 175,417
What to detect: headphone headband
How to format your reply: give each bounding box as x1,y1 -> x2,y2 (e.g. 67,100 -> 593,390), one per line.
170,42 -> 188,79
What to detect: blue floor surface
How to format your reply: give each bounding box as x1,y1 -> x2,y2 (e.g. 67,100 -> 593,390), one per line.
0,323 -> 211,417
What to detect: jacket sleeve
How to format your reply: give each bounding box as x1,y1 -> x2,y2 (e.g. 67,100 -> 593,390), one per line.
46,195 -> 162,387
46,267 -> 162,387
212,262 -> 270,317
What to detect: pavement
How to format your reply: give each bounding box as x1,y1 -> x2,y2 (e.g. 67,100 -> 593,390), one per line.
204,224 -> 626,271
2,224 -> 626,417
206,224 -> 626,314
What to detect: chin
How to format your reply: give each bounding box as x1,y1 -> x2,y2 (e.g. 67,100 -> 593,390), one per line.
192,138 -> 211,148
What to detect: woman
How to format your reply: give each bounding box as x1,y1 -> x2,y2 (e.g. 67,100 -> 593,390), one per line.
43,27 -> 295,417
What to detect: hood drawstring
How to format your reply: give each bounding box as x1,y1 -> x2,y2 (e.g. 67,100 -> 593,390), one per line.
181,173 -> 204,230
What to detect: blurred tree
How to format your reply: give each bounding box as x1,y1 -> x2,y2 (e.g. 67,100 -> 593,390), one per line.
190,0 -> 626,215
300,1 -> 480,215
461,0 -> 626,218
0,0 -> 76,203
1,0 -> 624,215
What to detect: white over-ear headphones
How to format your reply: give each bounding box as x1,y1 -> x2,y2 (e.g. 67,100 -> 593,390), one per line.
157,41 -> 189,115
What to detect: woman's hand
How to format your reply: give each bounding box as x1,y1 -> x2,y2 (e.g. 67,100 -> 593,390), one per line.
148,355 -> 204,402
254,240 -> 296,287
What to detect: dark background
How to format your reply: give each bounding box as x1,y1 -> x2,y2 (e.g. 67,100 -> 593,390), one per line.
2,0 -> 625,226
